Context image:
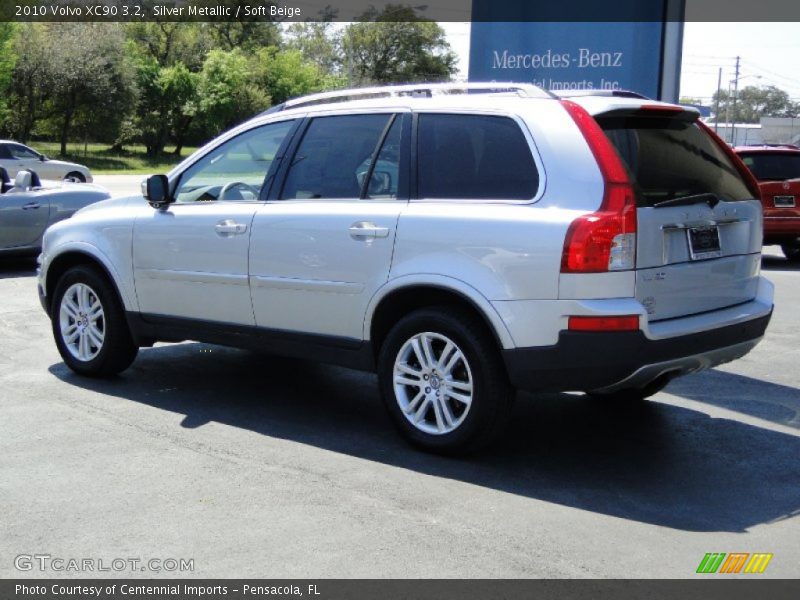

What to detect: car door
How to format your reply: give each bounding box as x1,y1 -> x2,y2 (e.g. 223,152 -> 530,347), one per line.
132,119 -> 298,326
6,143 -> 43,178
249,112 -> 408,341
0,189 -> 50,249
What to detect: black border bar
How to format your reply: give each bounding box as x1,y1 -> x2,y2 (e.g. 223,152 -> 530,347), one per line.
2,0 -> 800,22
4,580 -> 800,600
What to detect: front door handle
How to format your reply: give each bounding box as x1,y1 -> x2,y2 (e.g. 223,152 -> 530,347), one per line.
349,221 -> 390,239
215,219 -> 248,235
22,202 -> 40,210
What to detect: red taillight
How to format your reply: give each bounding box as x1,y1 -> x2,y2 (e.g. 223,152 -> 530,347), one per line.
560,100 -> 637,273
568,315 -> 640,332
697,120 -> 761,199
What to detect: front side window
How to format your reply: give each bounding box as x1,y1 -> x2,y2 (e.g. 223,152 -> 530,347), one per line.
174,120 -> 295,203
9,144 -> 39,160
417,114 -> 539,200
361,116 -> 403,199
281,114 -> 392,200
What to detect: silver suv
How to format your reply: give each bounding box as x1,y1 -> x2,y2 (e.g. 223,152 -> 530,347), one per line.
37,83 -> 774,453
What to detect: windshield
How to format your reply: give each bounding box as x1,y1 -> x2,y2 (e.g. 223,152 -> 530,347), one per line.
738,152 -> 800,181
597,115 -> 753,207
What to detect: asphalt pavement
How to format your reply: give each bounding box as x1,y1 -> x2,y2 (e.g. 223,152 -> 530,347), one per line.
1,206 -> 799,577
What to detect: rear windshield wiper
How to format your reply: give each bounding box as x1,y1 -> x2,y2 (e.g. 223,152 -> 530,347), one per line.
653,193 -> 720,209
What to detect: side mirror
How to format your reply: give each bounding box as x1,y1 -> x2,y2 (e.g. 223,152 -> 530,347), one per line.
39,154 -> 47,162
143,174 -> 171,208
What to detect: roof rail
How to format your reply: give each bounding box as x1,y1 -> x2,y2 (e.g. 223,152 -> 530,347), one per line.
261,82 -> 553,115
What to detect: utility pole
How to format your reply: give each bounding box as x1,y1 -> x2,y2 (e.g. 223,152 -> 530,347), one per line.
714,67 -> 722,133
731,55 -> 741,145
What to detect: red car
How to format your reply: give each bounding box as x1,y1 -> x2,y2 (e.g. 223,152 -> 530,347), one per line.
735,145 -> 800,261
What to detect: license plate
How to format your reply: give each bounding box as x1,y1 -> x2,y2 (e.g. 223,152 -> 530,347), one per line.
687,226 -> 721,260
774,195 -> 796,208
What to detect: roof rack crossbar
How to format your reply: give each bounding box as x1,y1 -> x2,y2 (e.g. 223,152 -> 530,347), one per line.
278,82 -> 553,111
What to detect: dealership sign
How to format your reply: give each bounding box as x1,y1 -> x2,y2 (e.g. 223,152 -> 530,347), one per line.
469,1 -> 685,101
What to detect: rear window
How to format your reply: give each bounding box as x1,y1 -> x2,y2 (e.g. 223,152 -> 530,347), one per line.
597,115 -> 753,207
417,114 -> 539,200
738,152 -> 800,181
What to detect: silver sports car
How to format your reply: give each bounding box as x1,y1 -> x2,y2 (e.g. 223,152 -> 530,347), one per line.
0,167 -> 110,256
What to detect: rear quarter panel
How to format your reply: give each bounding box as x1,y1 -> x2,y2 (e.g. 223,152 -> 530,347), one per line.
390,100 -> 605,303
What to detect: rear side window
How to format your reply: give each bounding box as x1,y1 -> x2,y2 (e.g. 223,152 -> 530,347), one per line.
597,116 -> 753,206
281,114 -> 391,200
417,114 -> 539,200
739,152 -> 800,181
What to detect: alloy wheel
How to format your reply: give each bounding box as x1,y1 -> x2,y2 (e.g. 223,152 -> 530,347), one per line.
59,282 -> 105,362
392,332 -> 474,435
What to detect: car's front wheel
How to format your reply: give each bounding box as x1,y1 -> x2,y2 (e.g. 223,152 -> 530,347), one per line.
51,266 -> 138,377
378,307 -> 513,454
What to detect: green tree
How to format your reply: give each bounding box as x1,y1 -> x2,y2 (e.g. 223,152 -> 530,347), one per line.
195,49 -> 270,138
126,21 -> 211,71
711,85 -> 799,123
0,23 -> 17,134
284,21 -> 342,76
7,24 -> 51,142
45,24 -> 136,155
341,4 -> 457,85
252,47 -> 343,105
126,59 -> 199,156
203,21 -> 280,53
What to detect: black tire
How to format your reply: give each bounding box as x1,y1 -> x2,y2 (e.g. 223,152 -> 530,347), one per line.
587,375 -> 671,403
64,171 -> 86,183
51,265 -> 138,377
781,243 -> 800,263
377,307 -> 514,455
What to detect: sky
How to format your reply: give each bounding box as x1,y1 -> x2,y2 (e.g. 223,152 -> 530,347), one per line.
441,22 -> 800,106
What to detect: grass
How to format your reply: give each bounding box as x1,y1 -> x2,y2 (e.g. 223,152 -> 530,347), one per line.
30,141 -> 199,175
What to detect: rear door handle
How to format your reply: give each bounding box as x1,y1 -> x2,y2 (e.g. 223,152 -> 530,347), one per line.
349,221 -> 390,239
22,202 -> 40,210
215,219 -> 248,235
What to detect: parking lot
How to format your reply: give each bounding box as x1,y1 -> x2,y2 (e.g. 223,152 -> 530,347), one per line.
1,234 -> 799,578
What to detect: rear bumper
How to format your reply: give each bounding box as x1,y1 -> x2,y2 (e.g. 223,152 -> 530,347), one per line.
764,216 -> 800,243
503,310 -> 772,394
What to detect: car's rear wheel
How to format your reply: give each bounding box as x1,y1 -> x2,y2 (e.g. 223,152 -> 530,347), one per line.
64,171 -> 86,183
781,243 -> 800,263
51,266 -> 137,377
378,307 -> 513,454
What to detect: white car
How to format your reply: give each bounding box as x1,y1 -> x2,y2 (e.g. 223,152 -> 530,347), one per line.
0,140 -> 93,182
37,83 -> 774,453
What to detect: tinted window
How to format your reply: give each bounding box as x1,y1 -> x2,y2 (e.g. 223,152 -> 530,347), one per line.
175,120 -> 295,203
281,114 -> 391,200
739,152 -> 800,181
362,116 -> 402,199
417,114 -> 538,200
0,144 -> 12,159
9,144 -> 39,160
598,116 -> 753,206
